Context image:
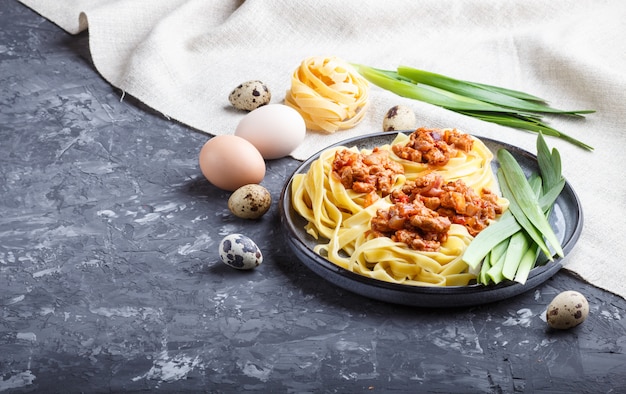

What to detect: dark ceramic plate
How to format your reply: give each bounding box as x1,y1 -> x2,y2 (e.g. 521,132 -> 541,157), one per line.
279,131 -> 583,308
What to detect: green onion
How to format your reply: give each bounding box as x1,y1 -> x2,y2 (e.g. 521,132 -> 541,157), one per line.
513,245 -> 541,285
455,111 -> 594,151
463,173 -> 564,271
478,253 -> 492,285
496,167 -> 554,260
463,133 -> 565,285
486,239 -> 510,284
353,64 -> 594,150
356,66 -> 510,112
464,81 -> 547,102
397,66 -> 593,116
498,175 -> 542,281
463,211 -> 519,270
497,149 -> 564,259
536,130 -> 564,193
501,231 -> 532,280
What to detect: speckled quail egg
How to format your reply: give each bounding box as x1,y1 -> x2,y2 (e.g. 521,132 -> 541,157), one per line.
546,290 -> 589,329
219,234 -> 263,270
228,184 -> 272,219
228,80 -> 271,111
382,105 -> 416,131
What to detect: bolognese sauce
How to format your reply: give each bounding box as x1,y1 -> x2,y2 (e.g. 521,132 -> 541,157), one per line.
331,147 -> 404,206
369,127 -> 502,251
333,128 -> 503,251
369,173 -> 503,252
392,127 -> 474,166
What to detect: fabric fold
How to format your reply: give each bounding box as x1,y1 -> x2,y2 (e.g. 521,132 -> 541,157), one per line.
16,0 -> 626,300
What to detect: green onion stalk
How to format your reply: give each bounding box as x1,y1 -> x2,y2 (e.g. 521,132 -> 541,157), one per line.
353,64 -> 594,150
463,133 -> 566,285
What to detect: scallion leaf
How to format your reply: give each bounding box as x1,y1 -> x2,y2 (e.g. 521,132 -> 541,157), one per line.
501,231 -> 532,280
397,66 -> 594,116
355,66 -> 512,112
496,167 -> 554,260
353,64 -> 594,150
513,245 -> 541,285
464,133 -> 566,285
497,149 -> 564,258
462,211 -> 519,270
479,251 -> 492,285
486,239 -> 511,284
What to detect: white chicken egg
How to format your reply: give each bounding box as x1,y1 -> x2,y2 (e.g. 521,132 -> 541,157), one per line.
234,104 -> 306,159
219,234 -> 263,270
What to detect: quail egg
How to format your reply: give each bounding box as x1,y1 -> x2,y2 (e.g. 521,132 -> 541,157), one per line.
382,105 -> 416,131
219,234 -> 263,270
546,290 -> 589,329
228,80 -> 271,111
228,184 -> 272,219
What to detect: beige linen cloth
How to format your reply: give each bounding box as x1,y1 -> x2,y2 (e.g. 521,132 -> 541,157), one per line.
20,0 -> 626,300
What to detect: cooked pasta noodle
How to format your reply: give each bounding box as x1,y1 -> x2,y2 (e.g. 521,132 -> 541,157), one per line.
290,130 -> 508,287
388,132 -> 497,193
285,56 -> 370,133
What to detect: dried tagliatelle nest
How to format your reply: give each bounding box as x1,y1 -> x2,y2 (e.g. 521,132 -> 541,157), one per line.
285,56 -> 370,133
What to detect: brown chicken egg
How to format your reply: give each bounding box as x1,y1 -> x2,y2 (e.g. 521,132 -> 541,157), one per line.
198,135 -> 265,191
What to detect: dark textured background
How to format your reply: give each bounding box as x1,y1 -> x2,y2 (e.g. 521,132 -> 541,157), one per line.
1,1 -> 625,392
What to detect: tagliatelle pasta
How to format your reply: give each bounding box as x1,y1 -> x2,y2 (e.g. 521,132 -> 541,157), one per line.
290,129 -> 509,287
388,132 -> 498,193
285,56 -> 370,133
